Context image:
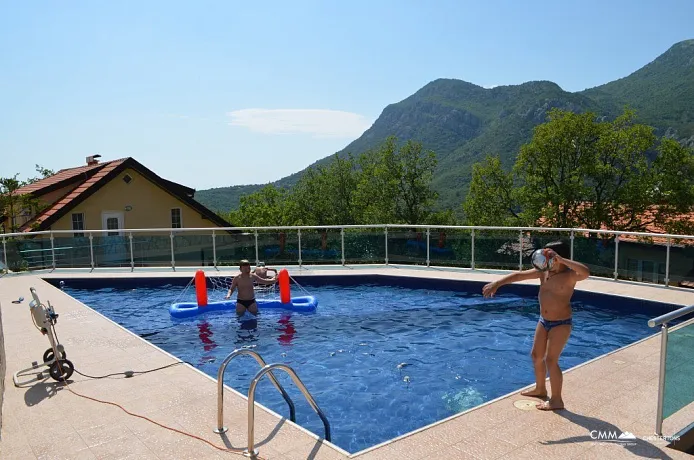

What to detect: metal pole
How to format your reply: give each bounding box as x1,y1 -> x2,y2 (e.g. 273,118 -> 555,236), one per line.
2,236 -> 7,272
212,230 -> 217,269
426,228 -> 430,267
655,323 -> 669,436
254,230 -> 259,265
518,230 -> 523,270
89,232 -> 94,269
170,231 -> 175,271
297,229 -> 302,267
340,228 -> 345,266
50,231 -> 56,270
613,236 -> 619,280
384,226 -> 388,265
570,230 -> 575,260
665,237 -> 671,287
471,229 -> 475,269
129,232 -> 134,271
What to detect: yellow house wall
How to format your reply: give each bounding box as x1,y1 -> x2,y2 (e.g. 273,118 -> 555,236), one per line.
48,168 -> 223,234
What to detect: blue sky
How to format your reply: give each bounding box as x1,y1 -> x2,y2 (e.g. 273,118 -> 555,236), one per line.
1,1 -> 692,190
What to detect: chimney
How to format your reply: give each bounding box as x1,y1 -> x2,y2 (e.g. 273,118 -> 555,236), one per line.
86,154 -> 102,166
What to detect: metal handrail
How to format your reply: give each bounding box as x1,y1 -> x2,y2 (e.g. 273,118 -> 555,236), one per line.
214,349 -> 296,434
648,304 -> 694,327
648,305 -> 694,436
246,363 -> 330,459
2,223 -> 694,240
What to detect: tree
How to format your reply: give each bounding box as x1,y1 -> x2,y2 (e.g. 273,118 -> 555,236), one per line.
1,165 -> 55,233
464,108 -> 694,233
353,137 -> 439,225
227,185 -> 298,227
462,155 -> 518,226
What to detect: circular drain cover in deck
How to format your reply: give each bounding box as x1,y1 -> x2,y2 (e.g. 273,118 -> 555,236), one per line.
514,400 -> 538,411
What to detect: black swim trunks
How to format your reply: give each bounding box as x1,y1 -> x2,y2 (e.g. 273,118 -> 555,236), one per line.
237,298 -> 256,308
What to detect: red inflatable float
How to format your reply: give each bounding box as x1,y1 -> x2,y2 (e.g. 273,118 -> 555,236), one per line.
278,268 -> 291,304
195,270 -> 208,307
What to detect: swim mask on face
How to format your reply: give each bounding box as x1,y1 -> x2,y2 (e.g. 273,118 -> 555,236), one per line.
531,249 -> 554,272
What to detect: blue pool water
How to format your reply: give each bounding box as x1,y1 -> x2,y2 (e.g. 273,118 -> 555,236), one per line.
63,279 -> 662,453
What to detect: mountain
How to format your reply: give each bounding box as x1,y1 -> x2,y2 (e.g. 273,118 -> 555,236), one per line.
195,39 -> 694,213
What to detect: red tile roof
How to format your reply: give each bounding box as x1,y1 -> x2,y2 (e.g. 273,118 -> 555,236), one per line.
20,159 -> 127,232
15,160 -> 125,196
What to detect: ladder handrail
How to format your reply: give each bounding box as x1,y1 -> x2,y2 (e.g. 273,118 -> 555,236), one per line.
246,363 -> 331,458
214,349 -> 296,434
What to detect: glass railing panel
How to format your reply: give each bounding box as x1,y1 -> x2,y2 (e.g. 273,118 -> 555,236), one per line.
215,231 -> 255,267
299,229 -> 342,265
52,235 -> 92,268
572,232 -> 616,279
386,228 -> 426,265
428,228 -> 471,268
663,320 -> 694,419
615,235 -> 668,285
123,233 -> 169,268
3,234 -> 53,271
257,230 -> 299,265
474,230 -> 523,270
665,238 -> 694,288
172,232 -> 214,267
344,227 -> 385,264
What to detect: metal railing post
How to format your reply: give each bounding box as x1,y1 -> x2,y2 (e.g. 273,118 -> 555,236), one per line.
426,228 -> 430,267
2,236 -> 7,271
518,230 -> 523,270
89,232 -> 94,269
50,231 -> 56,270
384,226 -> 389,265
340,228 -> 345,266
170,231 -> 175,271
665,237 -> 671,287
297,229 -> 302,267
613,236 -> 619,280
254,230 -> 259,265
212,230 -> 217,269
471,229 -> 475,269
655,323 -> 669,436
129,232 -> 134,271
570,230 -> 575,260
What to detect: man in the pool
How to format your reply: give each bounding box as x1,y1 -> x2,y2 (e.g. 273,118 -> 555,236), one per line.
482,241 -> 589,411
225,260 -> 277,315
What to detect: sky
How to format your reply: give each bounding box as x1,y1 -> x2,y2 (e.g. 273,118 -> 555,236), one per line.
1,1 -> 693,190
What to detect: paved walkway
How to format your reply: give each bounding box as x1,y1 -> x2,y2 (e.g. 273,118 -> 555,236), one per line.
1,266 -> 693,459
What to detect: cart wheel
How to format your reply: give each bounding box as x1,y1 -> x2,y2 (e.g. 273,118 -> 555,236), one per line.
43,348 -> 67,363
49,359 -> 74,382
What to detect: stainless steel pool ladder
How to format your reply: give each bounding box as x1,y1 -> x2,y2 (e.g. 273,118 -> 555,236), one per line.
214,349 -> 331,459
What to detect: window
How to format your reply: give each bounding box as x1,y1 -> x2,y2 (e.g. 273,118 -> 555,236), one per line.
72,213 -> 85,237
106,217 -> 120,236
171,208 -> 182,228
122,174 -> 133,184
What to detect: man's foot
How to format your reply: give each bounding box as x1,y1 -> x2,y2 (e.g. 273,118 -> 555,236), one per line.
521,388 -> 547,399
536,398 -> 564,411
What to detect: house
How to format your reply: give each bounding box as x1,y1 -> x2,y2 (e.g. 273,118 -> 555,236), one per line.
1,156 -> 234,269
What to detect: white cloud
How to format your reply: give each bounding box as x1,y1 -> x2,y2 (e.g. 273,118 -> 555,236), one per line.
227,109 -> 372,138
483,84 -> 499,89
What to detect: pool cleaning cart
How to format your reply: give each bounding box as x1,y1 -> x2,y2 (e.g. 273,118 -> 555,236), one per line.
13,287 -> 74,386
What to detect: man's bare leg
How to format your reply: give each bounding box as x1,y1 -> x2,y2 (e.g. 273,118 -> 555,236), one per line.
521,321 -> 548,398
537,324 -> 572,411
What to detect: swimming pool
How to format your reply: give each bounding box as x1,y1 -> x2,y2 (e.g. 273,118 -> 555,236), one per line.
60,276 -> 675,453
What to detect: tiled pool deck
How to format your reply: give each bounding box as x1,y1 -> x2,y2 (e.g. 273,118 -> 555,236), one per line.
1,265 -> 693,459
